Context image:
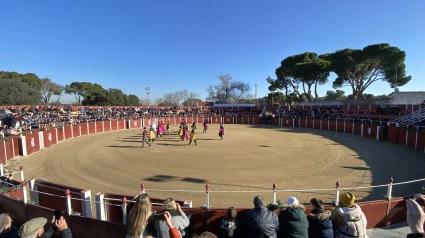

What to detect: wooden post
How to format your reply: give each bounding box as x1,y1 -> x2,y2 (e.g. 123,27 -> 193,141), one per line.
19,165 -> 24,181
22,181 -> 27,203
335,182 -> 340,206
272,183 -> 277,204
95,192 -> 106,221
65,189 -> 72,215
205,184 -> 210,210
122,197 -> 127,225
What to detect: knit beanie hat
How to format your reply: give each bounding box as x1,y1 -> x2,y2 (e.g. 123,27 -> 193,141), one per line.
339,192 -> 355,207
286,196 -> 299,205
310,198 -> 324,210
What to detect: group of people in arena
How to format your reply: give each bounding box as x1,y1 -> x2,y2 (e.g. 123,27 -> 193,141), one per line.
141,120 -> 225,147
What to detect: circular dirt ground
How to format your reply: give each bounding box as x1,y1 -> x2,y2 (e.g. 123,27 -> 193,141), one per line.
6,124 -> 425,208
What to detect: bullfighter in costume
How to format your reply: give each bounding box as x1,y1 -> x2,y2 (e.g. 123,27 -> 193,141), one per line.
219,123 -> 225,140
203,120 -> 208,133
188,128 -> 197,146
142,127 -> 151,148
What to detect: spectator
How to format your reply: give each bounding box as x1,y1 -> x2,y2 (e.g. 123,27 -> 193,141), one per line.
406,195 -> 425,238
154,198 -> 190,238
217,207 -> 239,238
126,194 -> 153,238
0,213 -> 19,237
331,192 -> 368,238
236,195 -> 279,238
307,198 -> 333,238
20,216 -> 72,238
278,196 -> 308,238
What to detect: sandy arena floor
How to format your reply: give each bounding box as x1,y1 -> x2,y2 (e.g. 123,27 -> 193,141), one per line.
5,124 -> 425,208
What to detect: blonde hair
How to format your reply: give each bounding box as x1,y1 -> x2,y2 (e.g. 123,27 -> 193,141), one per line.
162,198 -> 176,210
127,194 -> 152,236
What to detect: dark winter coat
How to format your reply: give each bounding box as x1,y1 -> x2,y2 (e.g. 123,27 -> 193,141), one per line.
307,210 -> 333,238
407,234 -> 425,238
277,204 -> 308,238
41,224 -> 73,238
237,207 -> 279,238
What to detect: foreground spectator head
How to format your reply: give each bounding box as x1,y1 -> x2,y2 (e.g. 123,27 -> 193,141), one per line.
286,196 -> 299,205
339,192 -> 355,207
163,198 -> 177,210
127,194 -> 152,237
310,198 -> 324,211
20,217 -> 47,238
0,213 -> 12,232
197,231 -> 218,238
253,195 -> 265,208
226,207 -> 237,221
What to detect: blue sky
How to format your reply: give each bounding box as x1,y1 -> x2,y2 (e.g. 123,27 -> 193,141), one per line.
1,0 -> 424,103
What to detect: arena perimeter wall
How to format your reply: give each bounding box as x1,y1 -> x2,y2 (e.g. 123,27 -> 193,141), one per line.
0,115 -> 424,237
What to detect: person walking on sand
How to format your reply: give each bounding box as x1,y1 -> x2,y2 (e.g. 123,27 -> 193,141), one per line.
166,121 -> 170,134
188,129 -> 198,146
142,127 -> 151,148
203,120 -> 208,133
219,123 -> 225,140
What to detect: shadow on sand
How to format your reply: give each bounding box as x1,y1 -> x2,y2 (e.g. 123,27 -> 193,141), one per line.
249,124 -> 425,202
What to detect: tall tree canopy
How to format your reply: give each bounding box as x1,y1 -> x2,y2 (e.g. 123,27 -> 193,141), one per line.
271,52 -> 331,102
64,82 -> 94,104
207,74 -> 252,103
40,78 -> 64,104
0,78 -> 42,105
320,43 -> 411,99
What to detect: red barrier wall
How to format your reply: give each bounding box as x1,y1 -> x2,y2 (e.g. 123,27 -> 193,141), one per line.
111,120 -> 118,130
345,120 -> 353,134
73,125 -> 81,138
211,116 -> 221,124
69,216 -> 127,238
397,128 -> 407,146
36,180 -> 83,214
282,118 -> 292,127
80,123 -> 89,135
363,124 -> 377,140
0,141 -> 6,164
64,126 -> 73,139
407,130 -> 417,149
0,194 -> 27,225
418,132 -> 425,151
313,119 -> 321,129
329,120 -> 337,131
96,121 -> 103,133
337,120 -> 345,133
104,121 -> 111,132
88,122 -> 96,134
307,118 -> 313,129
354,123 -> 362,135
253,116 -> 261,124
12,137 -> 19,157
57,128 -> 64,141
5,139 -> 15,162
272,118 -> 279,125
25,133 -> 40,156
223,116 -> 233,124
42,129 -> 58,149
386,125 -> 398,143
118,120 -> 125,130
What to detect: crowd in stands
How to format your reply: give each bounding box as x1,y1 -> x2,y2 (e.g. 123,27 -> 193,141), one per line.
1,192 -> 424,237
0,105 -> 217,138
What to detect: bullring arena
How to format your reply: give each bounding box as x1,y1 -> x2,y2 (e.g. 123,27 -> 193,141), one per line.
2,114 -> 425,236
4,117 -> 425,208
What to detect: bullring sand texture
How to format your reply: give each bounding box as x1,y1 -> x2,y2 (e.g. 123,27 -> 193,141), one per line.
7,124 -> 425,208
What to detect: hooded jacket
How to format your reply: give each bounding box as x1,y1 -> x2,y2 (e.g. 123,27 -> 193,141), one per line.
331,204 -> 368,238
278,204 -> 308,238
307,210 -> 333,238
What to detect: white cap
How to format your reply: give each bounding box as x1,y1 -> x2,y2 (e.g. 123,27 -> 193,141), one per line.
286,196 -> 299,205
